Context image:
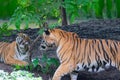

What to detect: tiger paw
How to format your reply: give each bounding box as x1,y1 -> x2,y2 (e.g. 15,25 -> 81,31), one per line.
18,61 -> 29,66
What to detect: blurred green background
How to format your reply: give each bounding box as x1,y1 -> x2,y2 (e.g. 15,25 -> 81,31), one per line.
0,0 -> 120,20
0,0 -> 17,19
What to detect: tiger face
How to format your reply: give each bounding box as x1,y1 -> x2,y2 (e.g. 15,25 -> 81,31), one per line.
16,33 -> 31,54
41,28 -> 78,50
40,29 -> 59,50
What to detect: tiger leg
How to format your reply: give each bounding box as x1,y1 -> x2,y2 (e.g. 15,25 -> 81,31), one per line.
70,72 -> 78,80
5,57 -> 28,66
52,64 -> 74,80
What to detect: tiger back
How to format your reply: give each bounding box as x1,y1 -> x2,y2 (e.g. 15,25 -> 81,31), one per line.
0,33 -> 31,66
41,28 -> 120,80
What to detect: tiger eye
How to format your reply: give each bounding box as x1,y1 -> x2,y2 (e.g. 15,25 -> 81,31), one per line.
44,29 -> 50,35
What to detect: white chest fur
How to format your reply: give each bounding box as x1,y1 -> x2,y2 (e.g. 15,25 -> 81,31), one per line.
15,47 -> 29,61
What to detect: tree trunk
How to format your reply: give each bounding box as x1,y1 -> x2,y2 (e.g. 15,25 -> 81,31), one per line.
60,0 -> 68,26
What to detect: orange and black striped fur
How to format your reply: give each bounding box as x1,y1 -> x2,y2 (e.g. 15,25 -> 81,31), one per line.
41,28 -> 120,80
0,33 -> 31,66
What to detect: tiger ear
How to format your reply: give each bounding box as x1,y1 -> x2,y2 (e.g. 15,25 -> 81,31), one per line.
44,28 -> 50,35
16,34 -> 23,44
17,33 -> 22,36
16,33 -> 26,44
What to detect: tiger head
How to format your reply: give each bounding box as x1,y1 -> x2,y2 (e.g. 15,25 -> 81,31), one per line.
40,28 -> 78,50
40,28 -> 61,50
16,33 -> 31,54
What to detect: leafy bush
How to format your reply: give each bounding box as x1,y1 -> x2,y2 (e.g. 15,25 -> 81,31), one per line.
10,0 -> 120,29
10,0 -> 61,30
14,54 -> 59,74
0,70 -> 42,80
1,0 -> 120,28
0,22 -> 12,38
40,54 -> 59,73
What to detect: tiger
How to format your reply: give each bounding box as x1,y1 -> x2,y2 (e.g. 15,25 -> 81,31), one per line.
40,28 -> 120,80
0,33 -> 31,66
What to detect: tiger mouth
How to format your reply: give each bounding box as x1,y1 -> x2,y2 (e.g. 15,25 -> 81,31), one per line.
40,39 -> 55,50
19,46 -> 29,52
40,43 -> 55,50
40,44 -> 47,50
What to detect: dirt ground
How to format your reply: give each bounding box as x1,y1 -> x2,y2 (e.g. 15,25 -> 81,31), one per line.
1,19 -> 120,80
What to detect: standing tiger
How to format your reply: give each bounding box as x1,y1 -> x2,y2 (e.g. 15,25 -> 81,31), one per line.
0,33 -> 31,66
40,28 -> 120,80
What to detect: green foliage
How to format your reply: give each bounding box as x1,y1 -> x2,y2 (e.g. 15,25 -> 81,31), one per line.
0,22 -> 11,38
13,64 -> 25,70
38,23 -> 59,36
32,58 -> 39,68
10,0 -> 61,30
13,54 -> 59,74
10,6 -> 40,30
41,54 -> 59,73
0,0 -> 18,19
63,0 -> 79,23
13,58 -> 40,71
38,28 -> 44,35
106,0 -> 112,18
115,0 -> 120,18
48,23 -> 59,29
7,0 -> 120,30
17,0 -> 31,8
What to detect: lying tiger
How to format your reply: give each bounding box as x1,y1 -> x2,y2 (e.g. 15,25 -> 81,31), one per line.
0,33 -> 31,66
40,28 -> 120,80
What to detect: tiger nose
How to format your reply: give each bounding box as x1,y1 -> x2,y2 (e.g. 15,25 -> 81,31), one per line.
41,45 -> 46,49
40,44 -> 47,50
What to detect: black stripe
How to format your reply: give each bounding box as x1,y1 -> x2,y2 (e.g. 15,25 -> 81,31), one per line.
98,41 -> 102,54
81,39 -> 85,62
16,44 -> 21,57
60,50 -> 68,60
92,65 -> 95,72
88,55 -> 91,66
92,40 -> 95,48
103,60 -> 107,66
83,39 -> 88,60
57,32 -> 68,53
105,39 -> 109,46
89,41 -> 92,58
61,58 -> 67,63
76,38 -> 82,63
63,52 -> 73,64
82,62 -> 84,67
100,40 -> 109,62
95,50 -> 100,64
109,42 -> 116,60
71,33 -> 75,51
57,37 -> 62,46
59,31 -> 65,38
76,38 -> 80,62
113,41 -> 118,53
